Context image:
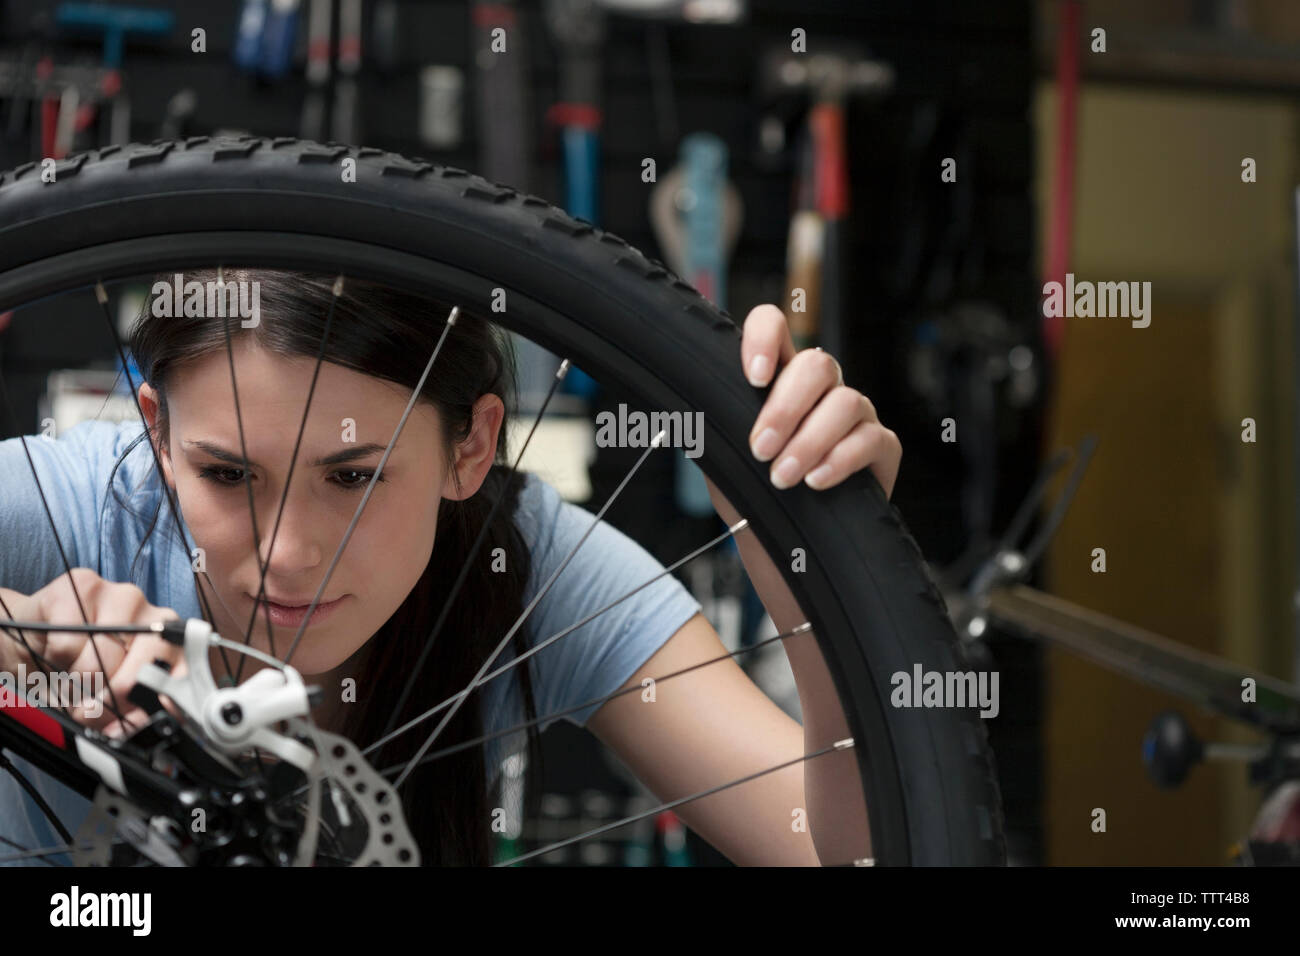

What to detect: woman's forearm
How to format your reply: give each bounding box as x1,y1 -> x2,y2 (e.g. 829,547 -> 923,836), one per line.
704,477 -> 872,864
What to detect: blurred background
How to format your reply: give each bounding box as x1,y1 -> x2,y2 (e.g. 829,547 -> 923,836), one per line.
0,0 -> 1297,866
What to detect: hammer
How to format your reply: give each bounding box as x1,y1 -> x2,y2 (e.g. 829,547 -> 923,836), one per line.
761,45 -> 893,365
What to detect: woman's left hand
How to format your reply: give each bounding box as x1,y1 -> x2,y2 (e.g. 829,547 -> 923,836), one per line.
739,304 -> 901,499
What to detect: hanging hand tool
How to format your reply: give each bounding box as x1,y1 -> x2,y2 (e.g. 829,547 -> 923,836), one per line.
331,0 -> 362,143
234,0 -> 301,80
649,133 -> 743,522
762,46 -> 892,368
475,0 -> 559,414
300,0 -> 332,140
55,3 -> 175,149
542,0 -> 606,402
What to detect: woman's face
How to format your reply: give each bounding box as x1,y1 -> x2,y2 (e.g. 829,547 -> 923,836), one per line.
139,335 -> 503,677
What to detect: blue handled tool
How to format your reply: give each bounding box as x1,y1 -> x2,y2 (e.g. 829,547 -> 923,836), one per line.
56,4 -> 173,69
55,3 -> 174,147
543,0 -> 604,402
234,0 -> 302,80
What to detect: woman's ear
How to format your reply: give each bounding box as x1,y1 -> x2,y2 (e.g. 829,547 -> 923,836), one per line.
442,394 -> 505,501
137,382 -> 175,489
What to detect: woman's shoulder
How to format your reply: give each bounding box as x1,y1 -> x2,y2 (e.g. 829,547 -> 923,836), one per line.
509,471 -> 566,562
510,471 -> 621,576
0,417 -> 153,505
0,417 -> 165,596
55,417 -> 151,470
64,418 -> 159,505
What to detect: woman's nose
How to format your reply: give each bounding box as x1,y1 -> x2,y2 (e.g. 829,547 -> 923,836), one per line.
257,500 -> 323,574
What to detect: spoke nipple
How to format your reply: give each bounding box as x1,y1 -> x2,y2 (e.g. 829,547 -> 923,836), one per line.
791,622 -> 812,634
728,518 -> 749,534
833,737 -> 855,751
332,275 -> 345,297
94,281 -> 107,305
556,359 -> 571,379
446,305 -> 460,326
216,265 -> 224,286
853,857 -> 875,867
651,429 -> 668,448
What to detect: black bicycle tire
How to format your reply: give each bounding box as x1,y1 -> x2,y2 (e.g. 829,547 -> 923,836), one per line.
0,136 -> 1006,866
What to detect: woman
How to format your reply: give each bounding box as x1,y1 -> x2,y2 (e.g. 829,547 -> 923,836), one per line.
0,268 -> 900,866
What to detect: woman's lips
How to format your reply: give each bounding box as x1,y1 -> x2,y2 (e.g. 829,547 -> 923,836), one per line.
250,594 -> 349,629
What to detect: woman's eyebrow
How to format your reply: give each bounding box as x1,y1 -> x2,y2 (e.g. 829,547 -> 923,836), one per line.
184,439 -> 388,467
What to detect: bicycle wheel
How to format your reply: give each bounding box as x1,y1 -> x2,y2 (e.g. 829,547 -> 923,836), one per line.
0,136 -> 1005,866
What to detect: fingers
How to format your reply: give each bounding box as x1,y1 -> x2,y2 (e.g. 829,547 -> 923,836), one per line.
0,587 -> 46,667
33,569 -> 106,668
65,577 -> 150,682
86,632 -> 183,731
749,346 -> 847,465
805,419 -> 902,495
741,304 -> 798,388
23,569 -> 182,731
759,387 -> 866,489
739,310 -> 903,498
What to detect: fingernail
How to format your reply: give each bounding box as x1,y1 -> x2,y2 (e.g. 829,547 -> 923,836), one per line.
805,464 -> 833,489
747,354 -> 771,387
751,427 -> 780,461
771,456 -> 801,489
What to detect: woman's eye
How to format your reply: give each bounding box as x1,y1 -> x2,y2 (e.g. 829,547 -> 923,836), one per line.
198,465 -> 249,486
331,469 -> 380,489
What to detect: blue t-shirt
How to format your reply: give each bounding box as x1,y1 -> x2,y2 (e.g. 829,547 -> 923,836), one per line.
0,420 -> 701,864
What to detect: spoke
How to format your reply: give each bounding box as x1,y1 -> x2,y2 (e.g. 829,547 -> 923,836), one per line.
0,361 -> 135,733
494,737 -> 855,866
89,365 -> 126,423
0,590 -> 81,722
0,750 -> 73,845
92,282 -> 231,682
0,832 -> 130,866
282,305 -> 461,669
378,356 -> 573,751
390,427 -> 676,791
0,833 -> 67,866
0,620 -> 162,635
0,614 -> 116,718
381,624 -> 808,776
236,274 -> 343,682
273,622 -> 811,812
367,516 -> 748,758
218,273 -> 277,668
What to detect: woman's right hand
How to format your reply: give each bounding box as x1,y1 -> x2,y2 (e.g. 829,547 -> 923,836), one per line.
0,568 -> 185,735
